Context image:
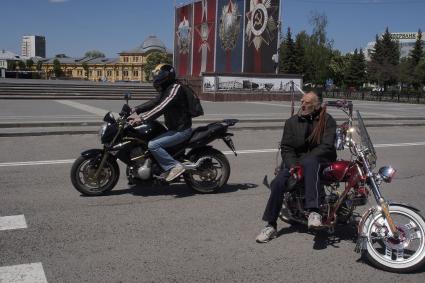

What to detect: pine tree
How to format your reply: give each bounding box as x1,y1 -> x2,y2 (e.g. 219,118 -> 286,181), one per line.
409,29 -> 424,89
368,27 -> 400,89
410,29 -> 423,66
279,28 -> 297,74
293,32 -> 306,75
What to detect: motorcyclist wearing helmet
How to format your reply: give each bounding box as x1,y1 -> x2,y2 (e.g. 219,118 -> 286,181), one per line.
129,64 -> 192,182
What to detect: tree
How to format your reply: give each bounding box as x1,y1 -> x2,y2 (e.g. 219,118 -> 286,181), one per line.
303,12 -> 333,86
410,29 -> 423,66
293,31 -> 307,75
53,59 -> 63,78
84,50 -> 105,58
82,62 -> 89,79
7,61 -> 17,71
409,29 -> 424,89
144,52 -> 172,81
36,61 -> 43,71
18,60 -> 26,70
414,57 -> 425,87
26,59 -> 34,70
368,27 -> 400,89
345,49 -> 367,89
328,51 -> 349,88
279,28 -> 297,74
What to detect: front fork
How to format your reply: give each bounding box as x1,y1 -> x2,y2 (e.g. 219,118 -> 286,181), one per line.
94,151 -> 109,179
367,176 -> 400,238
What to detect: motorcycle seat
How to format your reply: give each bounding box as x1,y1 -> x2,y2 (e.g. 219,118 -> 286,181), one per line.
188,122 -> 227,146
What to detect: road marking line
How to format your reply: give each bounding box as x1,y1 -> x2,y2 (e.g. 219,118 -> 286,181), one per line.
55,100 -> 112,116
0,159 -> 74,167
1,141 -> 425,168
0,215 -> 27,231
0,263 -> 47,283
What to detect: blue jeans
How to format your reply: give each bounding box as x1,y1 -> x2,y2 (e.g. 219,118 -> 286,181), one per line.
148,128 -> 192,171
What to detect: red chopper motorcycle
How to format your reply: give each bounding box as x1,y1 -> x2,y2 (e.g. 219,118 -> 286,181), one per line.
277,100 -> 425,273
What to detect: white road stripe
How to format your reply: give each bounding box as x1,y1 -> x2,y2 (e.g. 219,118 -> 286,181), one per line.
1,141 -> 425,168
0,215 -> 27,231
55,100 -> 114,116
0,159 -> 74,167
0,263 -> 47,283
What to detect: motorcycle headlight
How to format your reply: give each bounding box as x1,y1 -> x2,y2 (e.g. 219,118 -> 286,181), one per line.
378,166 -> 396,183
98,123 -> 107,139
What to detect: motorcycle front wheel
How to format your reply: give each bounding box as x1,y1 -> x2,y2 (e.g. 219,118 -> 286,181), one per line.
364,205 -> 425,273
184,148 -> 230,193
70,155 -> 120,196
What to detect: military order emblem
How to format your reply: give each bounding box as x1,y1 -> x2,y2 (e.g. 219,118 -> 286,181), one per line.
177,16 -> 192,55
245,0 -> 277,51
219,0 -> 241,51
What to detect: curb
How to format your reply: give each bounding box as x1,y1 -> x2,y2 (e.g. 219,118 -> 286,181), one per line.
2,122 -> 425,137
2,116 -> 425,129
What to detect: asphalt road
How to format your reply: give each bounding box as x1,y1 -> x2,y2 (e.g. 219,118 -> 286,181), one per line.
1,127 -> 425,282
2,99 -> 425,125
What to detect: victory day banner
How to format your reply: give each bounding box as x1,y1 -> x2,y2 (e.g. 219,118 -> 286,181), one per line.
174,4 -> 193,77
192,0 -> 216,76
215,0 -> 244,73
243,0 -> 279,73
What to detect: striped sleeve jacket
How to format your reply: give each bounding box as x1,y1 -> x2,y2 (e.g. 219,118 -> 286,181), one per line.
134,83 -> 192,131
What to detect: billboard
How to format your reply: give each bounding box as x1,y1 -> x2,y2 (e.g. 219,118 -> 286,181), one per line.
192,0 -> 217,76
243,0 -> 280,73
174,4 -> 193,77
174,0 -> 280,76
215,0 -> 244,73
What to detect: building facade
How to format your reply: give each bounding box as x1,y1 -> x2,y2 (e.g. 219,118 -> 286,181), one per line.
21,35 -> 46,58
41,35 -> 171,82
366,32 -> 425,60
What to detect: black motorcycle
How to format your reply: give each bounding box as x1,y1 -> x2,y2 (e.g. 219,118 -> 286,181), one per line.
70,98 -> 238,196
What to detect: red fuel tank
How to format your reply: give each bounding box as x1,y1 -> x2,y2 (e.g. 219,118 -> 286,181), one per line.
321,160 -> 351,182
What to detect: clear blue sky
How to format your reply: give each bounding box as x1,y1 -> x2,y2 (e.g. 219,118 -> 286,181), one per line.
1,0 -> 424,58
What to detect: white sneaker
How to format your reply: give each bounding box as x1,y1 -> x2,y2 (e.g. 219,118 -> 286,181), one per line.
256,225 -> 277,243
165,164 -> 186,182
308,212 -> 322,228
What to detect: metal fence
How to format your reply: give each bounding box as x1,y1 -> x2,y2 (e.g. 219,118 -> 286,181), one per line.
322,90 -> 425,104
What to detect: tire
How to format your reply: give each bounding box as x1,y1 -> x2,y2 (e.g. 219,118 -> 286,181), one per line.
70,155 -> 120,196
364,205 -> 425,273
184,148 -> 230,193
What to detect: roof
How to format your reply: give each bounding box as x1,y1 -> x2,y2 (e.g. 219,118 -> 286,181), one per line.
43,56 -> 119,65
0,50 -> 21,60
119,35 -> 168,54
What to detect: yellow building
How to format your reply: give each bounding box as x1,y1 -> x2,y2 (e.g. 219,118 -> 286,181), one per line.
41,35 -> 171,82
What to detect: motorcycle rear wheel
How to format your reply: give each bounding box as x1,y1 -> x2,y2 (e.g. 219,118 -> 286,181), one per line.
364,205 -> 425,273
184,148 -> 230,193
70,155 -> 120,196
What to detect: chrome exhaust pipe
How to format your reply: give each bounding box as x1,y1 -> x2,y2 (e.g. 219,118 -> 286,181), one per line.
182,157 -> 210,170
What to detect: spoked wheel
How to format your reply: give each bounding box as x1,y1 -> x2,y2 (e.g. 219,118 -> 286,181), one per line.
70,155 -> 120,196
184,148 -> 230,193
364,205 -> 425,272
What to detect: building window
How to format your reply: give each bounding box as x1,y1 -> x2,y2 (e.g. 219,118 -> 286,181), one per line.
124,57 -> 129,62
133,70 -> 138,77
89,70 -> 92,76
116,70 -> 119,76
123,70 -> 128,76
97,70 -> 102,76
107,70 -> 112,77
133,56 -> 138,62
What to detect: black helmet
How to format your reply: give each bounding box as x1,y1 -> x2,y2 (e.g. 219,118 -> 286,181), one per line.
152,64 -> 176,91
